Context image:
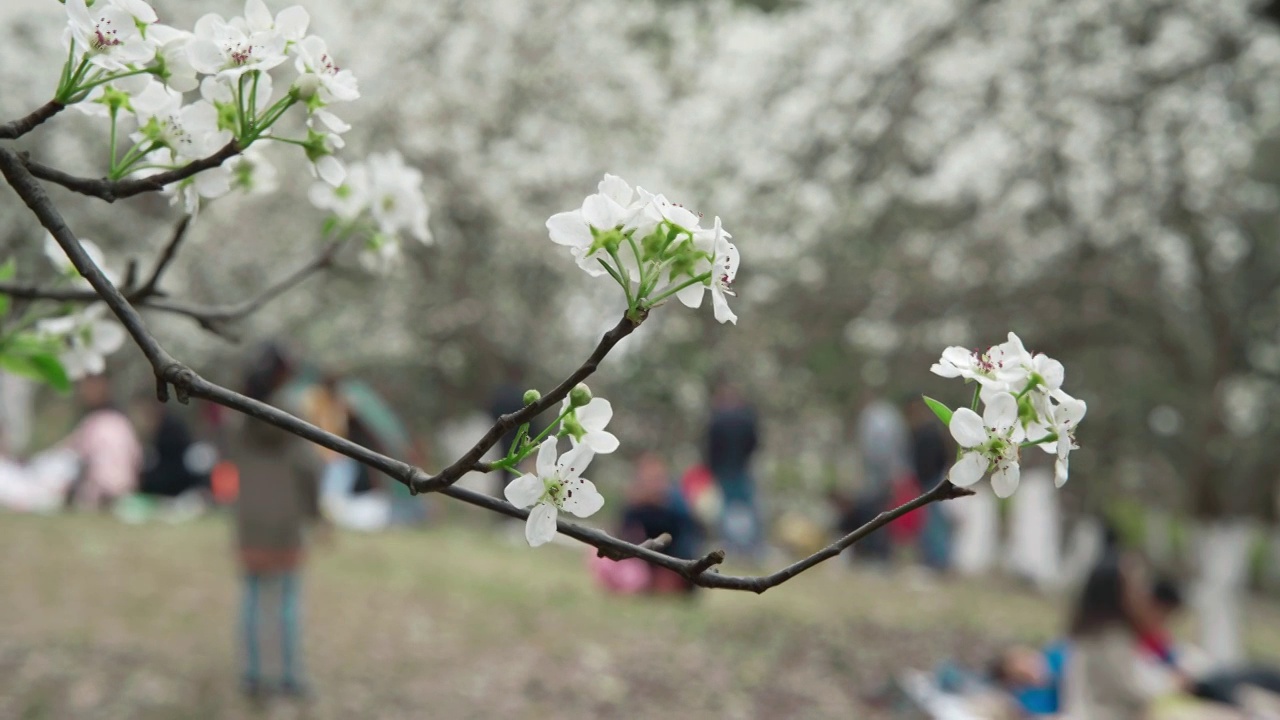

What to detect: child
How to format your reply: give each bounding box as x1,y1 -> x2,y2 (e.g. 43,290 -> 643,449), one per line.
226,342 -> 327,699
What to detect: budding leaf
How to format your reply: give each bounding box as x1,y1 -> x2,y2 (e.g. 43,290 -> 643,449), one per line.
922,395 -> 953,427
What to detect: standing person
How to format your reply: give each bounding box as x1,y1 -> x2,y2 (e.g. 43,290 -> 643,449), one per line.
706,379 -> 762,561
850,392 -> 911,564
488,363 -> 535,506
906,396 -> 953,571
226,342 -> 326,700
61,373 -> 142,511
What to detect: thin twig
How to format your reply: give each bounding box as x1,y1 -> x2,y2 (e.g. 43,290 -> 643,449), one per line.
137,216 -> 192,296
141,238 -> 344,334
0,101 -> 64,140
21,142 -> 241,202
0,144 -> 975,595
415,312 -> 645,493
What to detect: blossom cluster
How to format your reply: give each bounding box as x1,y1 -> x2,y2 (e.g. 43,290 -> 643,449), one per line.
502,384 -> 616,546
547,174 -> 740,324
930,333 -> 1087,497
60,0 -> 359,213
36,236 -> 126,380
308,150 -> 432,274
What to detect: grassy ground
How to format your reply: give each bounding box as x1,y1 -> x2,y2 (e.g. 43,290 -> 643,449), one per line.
3,514 -> 1280,720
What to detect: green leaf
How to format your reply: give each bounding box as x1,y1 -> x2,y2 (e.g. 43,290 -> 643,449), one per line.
0,350 -> 71,393
922,395 -> 953,427
0,258 -> 15,281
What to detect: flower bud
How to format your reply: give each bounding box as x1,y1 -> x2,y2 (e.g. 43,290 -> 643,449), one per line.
292,74 -> 321,101
522,389 -> 541,405
568,383 -> 592,408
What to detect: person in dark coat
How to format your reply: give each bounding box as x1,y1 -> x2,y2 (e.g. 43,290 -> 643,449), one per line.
136,399 -> 205,498
706,379 -> 762,560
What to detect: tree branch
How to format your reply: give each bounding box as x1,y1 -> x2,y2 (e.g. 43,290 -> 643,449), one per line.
1,144 -> 966,595
0,216 -> 335,337
0,101 -> 65,140
20,142 -> 242,202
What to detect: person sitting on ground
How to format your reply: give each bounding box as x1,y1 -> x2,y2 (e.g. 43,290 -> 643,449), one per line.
1131,573 -> 1280,710
590,452 -> 704,596
988,641 -> 1070,716
60,374 -> 143,511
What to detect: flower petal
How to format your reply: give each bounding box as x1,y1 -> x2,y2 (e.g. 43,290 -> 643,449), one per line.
525,502 -> 558,546
948,452 -> 987,487
560,477 -> 605,517
504,473 -> 544,509
547,211 -> 591,248
557,442 -> 594,480
948,408 -> 987,448
534,438 -> 558,479
983,392 -> 1018,432
597,174 -> 632,208
990,461 -> 1021,498
576,398 -> 612,432
711,286 -> 738,325
586,430 -> 619,454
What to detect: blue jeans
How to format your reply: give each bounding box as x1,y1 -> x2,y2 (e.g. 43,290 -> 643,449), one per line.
240,572 -> 304,688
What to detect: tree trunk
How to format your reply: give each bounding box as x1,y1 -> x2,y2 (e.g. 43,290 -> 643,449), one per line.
1059,514 -> 1105,594
1191,520 -> 1256,666
1005,467 -> 1061,591
0,372 -> 35,454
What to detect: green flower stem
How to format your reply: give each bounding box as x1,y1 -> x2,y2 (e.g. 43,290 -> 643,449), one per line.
626,235 -> 647,298
506,422 -> 530,458
108,140 -> 161,180
1021,433 -> 1058,447
72,67 -> 153,96
236,73 -> 250,138
606,247 -> 636,312
498,407 -> 575,468
107,106 -> 118,173
245,97 -> 298,143
57,55 -> 93,102
249,72 -> 260,125
970,385 -> 981,412
645,270 -> 711,307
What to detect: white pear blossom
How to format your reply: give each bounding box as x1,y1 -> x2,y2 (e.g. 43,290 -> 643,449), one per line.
547,174 -> 637,277
559,397 -> 620,454
228,148 -> 279,195
503,439 -> 604,547
1031,393 -> 1088,487
242,0 -> 310,44
131,83 -> 230,160
931,343 -> 1016,398
43,234 -> 120,287
626,186 -> 703,241
292,35 -> 358,103
37,304 -> 127,380
668,216 -> 738,324
188,11 -> 287,80
948,391 -> 1022,498
364,151 -> 431,244
308,167 -> 368,220
147,24 -> 199,93
64,0 -> 157,72
358,234 -> 402,275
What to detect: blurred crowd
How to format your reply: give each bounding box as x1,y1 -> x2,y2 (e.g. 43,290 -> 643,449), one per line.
883,548 -> 1280,719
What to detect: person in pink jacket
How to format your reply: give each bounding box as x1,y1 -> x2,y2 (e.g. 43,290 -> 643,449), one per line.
62,374 -> 142,510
